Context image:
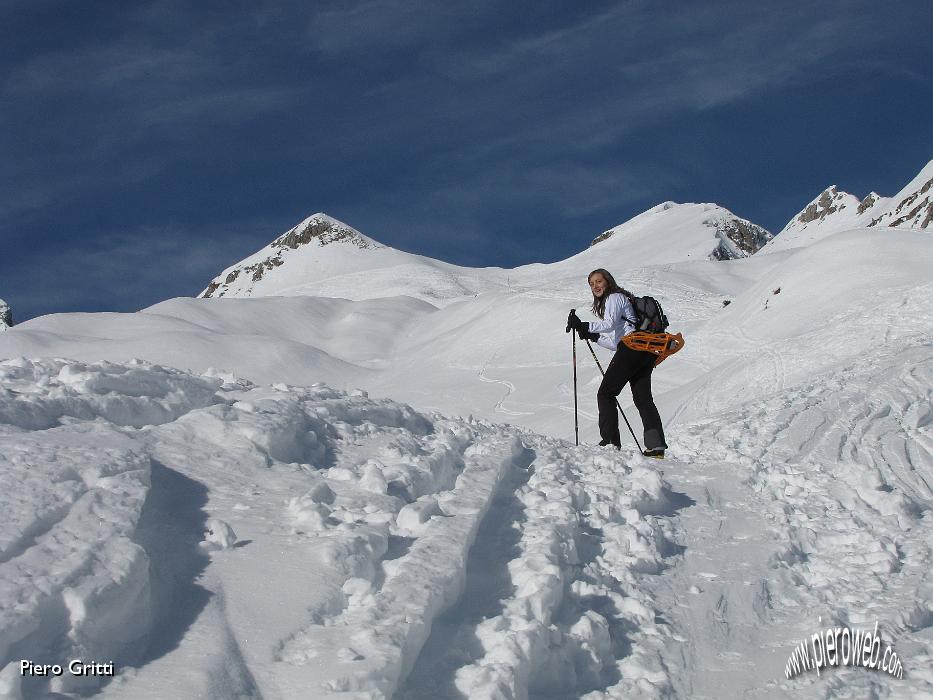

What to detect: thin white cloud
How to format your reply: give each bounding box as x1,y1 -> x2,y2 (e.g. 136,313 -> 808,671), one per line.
301,0 -> 920,153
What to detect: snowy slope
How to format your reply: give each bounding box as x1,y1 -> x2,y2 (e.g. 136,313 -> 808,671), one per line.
0,295 -> 441,391
2,183 -> 933,697
659,228 -> 933,424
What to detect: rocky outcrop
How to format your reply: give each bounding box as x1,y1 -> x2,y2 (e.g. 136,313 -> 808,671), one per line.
273,216 -> 374,250
710,216 -> 774,260
0,298 -> 12,330
590,230 -> 614,247
869,170 -> 933,230
796,186 -> 850,224
776,160 -> 933,244
857,192 -> 881,215
768,183 -> 889,253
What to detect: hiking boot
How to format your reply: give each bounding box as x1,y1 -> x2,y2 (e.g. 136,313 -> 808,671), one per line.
643,448 -> 665,459
598,439 -> 620,450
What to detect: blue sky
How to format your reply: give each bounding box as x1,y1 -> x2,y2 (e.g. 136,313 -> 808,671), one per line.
2,0 -> 931,321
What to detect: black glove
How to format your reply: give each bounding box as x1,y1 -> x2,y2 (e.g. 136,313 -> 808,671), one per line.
566,309 -> 582,334
578,327 -> 599,342
567,309 -> 598,341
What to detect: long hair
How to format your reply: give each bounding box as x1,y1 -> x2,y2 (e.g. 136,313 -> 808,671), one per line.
588,268 -> 626,319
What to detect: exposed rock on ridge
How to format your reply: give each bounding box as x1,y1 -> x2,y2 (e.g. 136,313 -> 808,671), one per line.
0,298 -> 12,330
709,216 -> 773,260
274,215 -> 376,250
869,169 -> 933,230
773,160 -> 933,250
858,192 -> 882,215
796,186 -> 850,224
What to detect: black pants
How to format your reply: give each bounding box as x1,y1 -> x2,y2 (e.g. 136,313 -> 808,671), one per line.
597,344 -> 667,450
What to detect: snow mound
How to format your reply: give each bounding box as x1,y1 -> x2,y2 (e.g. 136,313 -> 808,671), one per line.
0,357 -> 221,430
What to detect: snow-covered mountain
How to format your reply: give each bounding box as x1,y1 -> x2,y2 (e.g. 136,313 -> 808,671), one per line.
0,299 -> 12,331
766,158 -> 932,252
197,203 -> 773,310
199,213 -> 504,305
589,202 -> 772,261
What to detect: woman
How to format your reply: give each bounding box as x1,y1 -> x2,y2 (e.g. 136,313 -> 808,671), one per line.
567,268 -> 667,457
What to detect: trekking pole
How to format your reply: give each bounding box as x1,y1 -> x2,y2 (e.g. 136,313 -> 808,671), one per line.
566,311 -> 579,445
583,339 -> 643,453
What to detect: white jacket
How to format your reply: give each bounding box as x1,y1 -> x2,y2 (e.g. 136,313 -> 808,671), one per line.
586,293 -> 636,350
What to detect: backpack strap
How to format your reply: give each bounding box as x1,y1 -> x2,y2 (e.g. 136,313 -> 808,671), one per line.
618,290 -> 639,327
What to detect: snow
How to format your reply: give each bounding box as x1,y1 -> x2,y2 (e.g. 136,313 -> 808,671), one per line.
1,163 -> 933,697
0,358 -> 678,698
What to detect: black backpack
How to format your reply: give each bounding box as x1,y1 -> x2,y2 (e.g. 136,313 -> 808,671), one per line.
621,290 -> 669,333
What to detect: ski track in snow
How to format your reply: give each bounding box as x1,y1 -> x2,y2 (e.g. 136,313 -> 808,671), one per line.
0,358 -> 685,700
2,345 -> 931,698
649,340 -> 933,698
477,369 -> 534,417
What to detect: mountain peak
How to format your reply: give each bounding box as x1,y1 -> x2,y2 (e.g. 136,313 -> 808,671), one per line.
857,192 -> 882,215
272,213 -> 379,251
795,185 -> 854,225
590,202 -> 772,260
765,158 -> 930,254
867,158 -> 933,230
200,213 -> 382,299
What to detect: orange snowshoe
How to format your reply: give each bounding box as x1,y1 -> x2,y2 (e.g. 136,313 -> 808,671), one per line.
621,331 -> 685,366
